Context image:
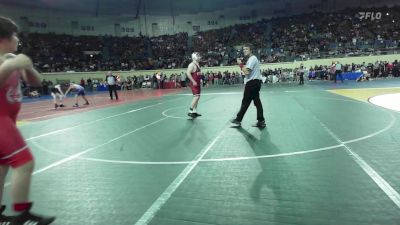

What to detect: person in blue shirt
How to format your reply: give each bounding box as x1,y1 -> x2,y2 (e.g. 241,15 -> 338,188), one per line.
65,83 -> 89,107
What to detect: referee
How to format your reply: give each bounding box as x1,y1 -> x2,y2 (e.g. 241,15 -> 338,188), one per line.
105,71 -> 119,100
231,43 -> 266,128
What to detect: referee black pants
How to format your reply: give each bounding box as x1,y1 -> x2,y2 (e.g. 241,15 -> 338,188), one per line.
236,79 -> 265,122
108,85 -> 119,99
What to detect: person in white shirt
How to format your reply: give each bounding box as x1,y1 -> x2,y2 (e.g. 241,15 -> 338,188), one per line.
298,65 -> 305,85
230,43 -> 265,128
334,61 -> 343,83
50,84 -> 65,109
105,71 -> 119,100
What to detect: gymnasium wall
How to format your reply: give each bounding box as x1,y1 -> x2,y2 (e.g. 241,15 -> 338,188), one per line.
40,54 -> 400,83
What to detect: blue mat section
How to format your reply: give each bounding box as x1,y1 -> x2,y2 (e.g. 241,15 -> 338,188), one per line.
22,95 -> 52,103
307,78 -> 400,90
341,72 -> 363,80
22,91 -> 100,103
96,84 -> 122,91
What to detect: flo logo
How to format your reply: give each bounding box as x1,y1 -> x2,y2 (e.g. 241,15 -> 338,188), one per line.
358,12 -> 382,21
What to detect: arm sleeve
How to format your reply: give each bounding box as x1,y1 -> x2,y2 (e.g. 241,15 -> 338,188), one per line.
246,56 -> 256,71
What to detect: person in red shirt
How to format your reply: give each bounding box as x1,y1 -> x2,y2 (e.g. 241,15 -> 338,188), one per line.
80,78 -> 85,88
187,52 -> 202,118
0,16 -> 55,224
387,61 -> 393,76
